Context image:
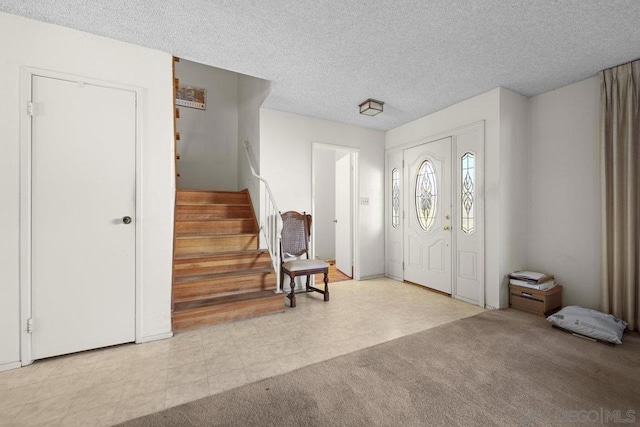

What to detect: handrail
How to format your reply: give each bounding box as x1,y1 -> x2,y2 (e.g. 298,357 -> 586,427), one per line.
242,140 -> 282,293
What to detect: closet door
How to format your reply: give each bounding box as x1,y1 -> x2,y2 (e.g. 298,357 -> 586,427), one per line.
31,75 -> 136,360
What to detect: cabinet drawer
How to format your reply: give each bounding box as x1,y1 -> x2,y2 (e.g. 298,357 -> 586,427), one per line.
510,293 -> 545,315
509,284 -> 563,316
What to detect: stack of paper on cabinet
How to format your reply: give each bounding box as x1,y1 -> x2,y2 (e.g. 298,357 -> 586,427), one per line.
509,271 -> 555,290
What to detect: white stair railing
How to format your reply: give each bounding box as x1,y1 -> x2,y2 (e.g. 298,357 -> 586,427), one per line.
242,140 -> 282,293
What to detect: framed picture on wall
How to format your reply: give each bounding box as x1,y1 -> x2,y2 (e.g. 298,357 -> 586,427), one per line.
176,84 -> 206,110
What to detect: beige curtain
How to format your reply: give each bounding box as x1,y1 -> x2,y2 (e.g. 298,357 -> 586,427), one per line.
600,60 -> 640,331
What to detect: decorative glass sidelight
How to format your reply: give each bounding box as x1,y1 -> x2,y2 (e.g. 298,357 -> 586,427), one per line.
392,168 -> 400,228
415,160 -> 437,231
461,152 -> 475,234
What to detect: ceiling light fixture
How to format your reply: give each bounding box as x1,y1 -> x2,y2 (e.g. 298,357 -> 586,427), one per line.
359,98 -> 384,116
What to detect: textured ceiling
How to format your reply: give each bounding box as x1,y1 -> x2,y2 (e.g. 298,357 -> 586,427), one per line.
2,1 -> 640,130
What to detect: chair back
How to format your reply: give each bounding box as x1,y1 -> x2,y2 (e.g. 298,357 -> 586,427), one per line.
280,211 -> 310,258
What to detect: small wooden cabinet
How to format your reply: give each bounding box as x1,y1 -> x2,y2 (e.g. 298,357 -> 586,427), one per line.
509,284 -> 562,316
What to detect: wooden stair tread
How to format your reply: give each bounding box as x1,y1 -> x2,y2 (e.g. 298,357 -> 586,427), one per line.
174,290 -> 281,312
175,232 -> 257,239
176,190 -> 251,206
177,203 -> 251,207
174,234 -> 259,255
173,249 -> 272,280
177,189 -> 245,193
174,267 -> 274,284
175,218 -> 254,223
174,218 -> 257,234
175,205 -> 253,221
174,249 -> 269,260
176,202 -> 250,210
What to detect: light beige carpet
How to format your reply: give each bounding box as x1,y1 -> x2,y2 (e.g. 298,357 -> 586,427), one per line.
118,309 -> 640,426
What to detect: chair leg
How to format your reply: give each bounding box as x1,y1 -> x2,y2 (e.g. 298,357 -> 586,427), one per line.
305,275 -> 311,292
289,274 -> 296,308
323,271 -> 329,302
280,267 -> 284,292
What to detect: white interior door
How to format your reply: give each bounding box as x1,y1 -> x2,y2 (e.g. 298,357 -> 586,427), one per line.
404,137 -> 452,293
31,75 -> 136,360
335,153 -> 352,277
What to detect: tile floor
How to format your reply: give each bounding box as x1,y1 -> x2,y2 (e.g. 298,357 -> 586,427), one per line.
0,278 -> 484,426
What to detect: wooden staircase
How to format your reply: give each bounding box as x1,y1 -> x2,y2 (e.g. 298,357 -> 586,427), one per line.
172,189 -> 284,331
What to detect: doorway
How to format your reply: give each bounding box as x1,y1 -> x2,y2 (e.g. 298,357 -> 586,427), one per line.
311,143 -> 359,280
386,123 -> 485,306
20,71 -> 140,363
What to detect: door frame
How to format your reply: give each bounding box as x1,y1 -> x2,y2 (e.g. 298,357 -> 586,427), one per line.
311,142 -> 360,280
333,152 -> 353,278
19,67 -> 144,365
385,121 -> 485,307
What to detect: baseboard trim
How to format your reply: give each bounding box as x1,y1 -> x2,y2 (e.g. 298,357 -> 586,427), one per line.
454,294 -> 480,306
0,361 -> 21,372
136,331 -> 173,344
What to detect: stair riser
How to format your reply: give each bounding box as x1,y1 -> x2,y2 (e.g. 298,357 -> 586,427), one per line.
175,235 -> 258,255
174,272 -> 276,302
172,295 -> 284,331
174,254 -> 272,277
177,191 -> 249,205
175,219 -> 256,234
176,205 -> 252,220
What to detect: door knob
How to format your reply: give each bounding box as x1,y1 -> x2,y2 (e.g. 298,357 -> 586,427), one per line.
122,216 -> 132,224
333,219 -> 338,223
443,225 -> 451,231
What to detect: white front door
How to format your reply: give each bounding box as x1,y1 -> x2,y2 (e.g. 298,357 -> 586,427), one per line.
404,137 -> 452,293
334,153 -> 352,277
31,75 -> 136,360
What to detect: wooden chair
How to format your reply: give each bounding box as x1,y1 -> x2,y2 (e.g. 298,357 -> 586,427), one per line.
280,211 -> 329,308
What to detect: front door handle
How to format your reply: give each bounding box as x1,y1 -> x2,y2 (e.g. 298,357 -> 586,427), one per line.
122,216 -> 132,224
443,225 -> 450,231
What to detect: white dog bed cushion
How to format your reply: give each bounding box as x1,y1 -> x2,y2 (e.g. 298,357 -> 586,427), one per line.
547,305 -> 627,344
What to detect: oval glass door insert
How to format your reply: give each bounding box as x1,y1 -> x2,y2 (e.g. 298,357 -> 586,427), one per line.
415,160 -> 437,231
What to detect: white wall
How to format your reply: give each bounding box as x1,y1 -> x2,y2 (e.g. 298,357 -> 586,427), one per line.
260,109 -> 386,279
0,13 -> 175,368
528,77 -> 601,309
386,89 -> 504,308
175,60 -> 238,190
313,148 -> 337,260
237,74 -> 271,210
385,81 -> 601,310
499,89 -> 530,307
